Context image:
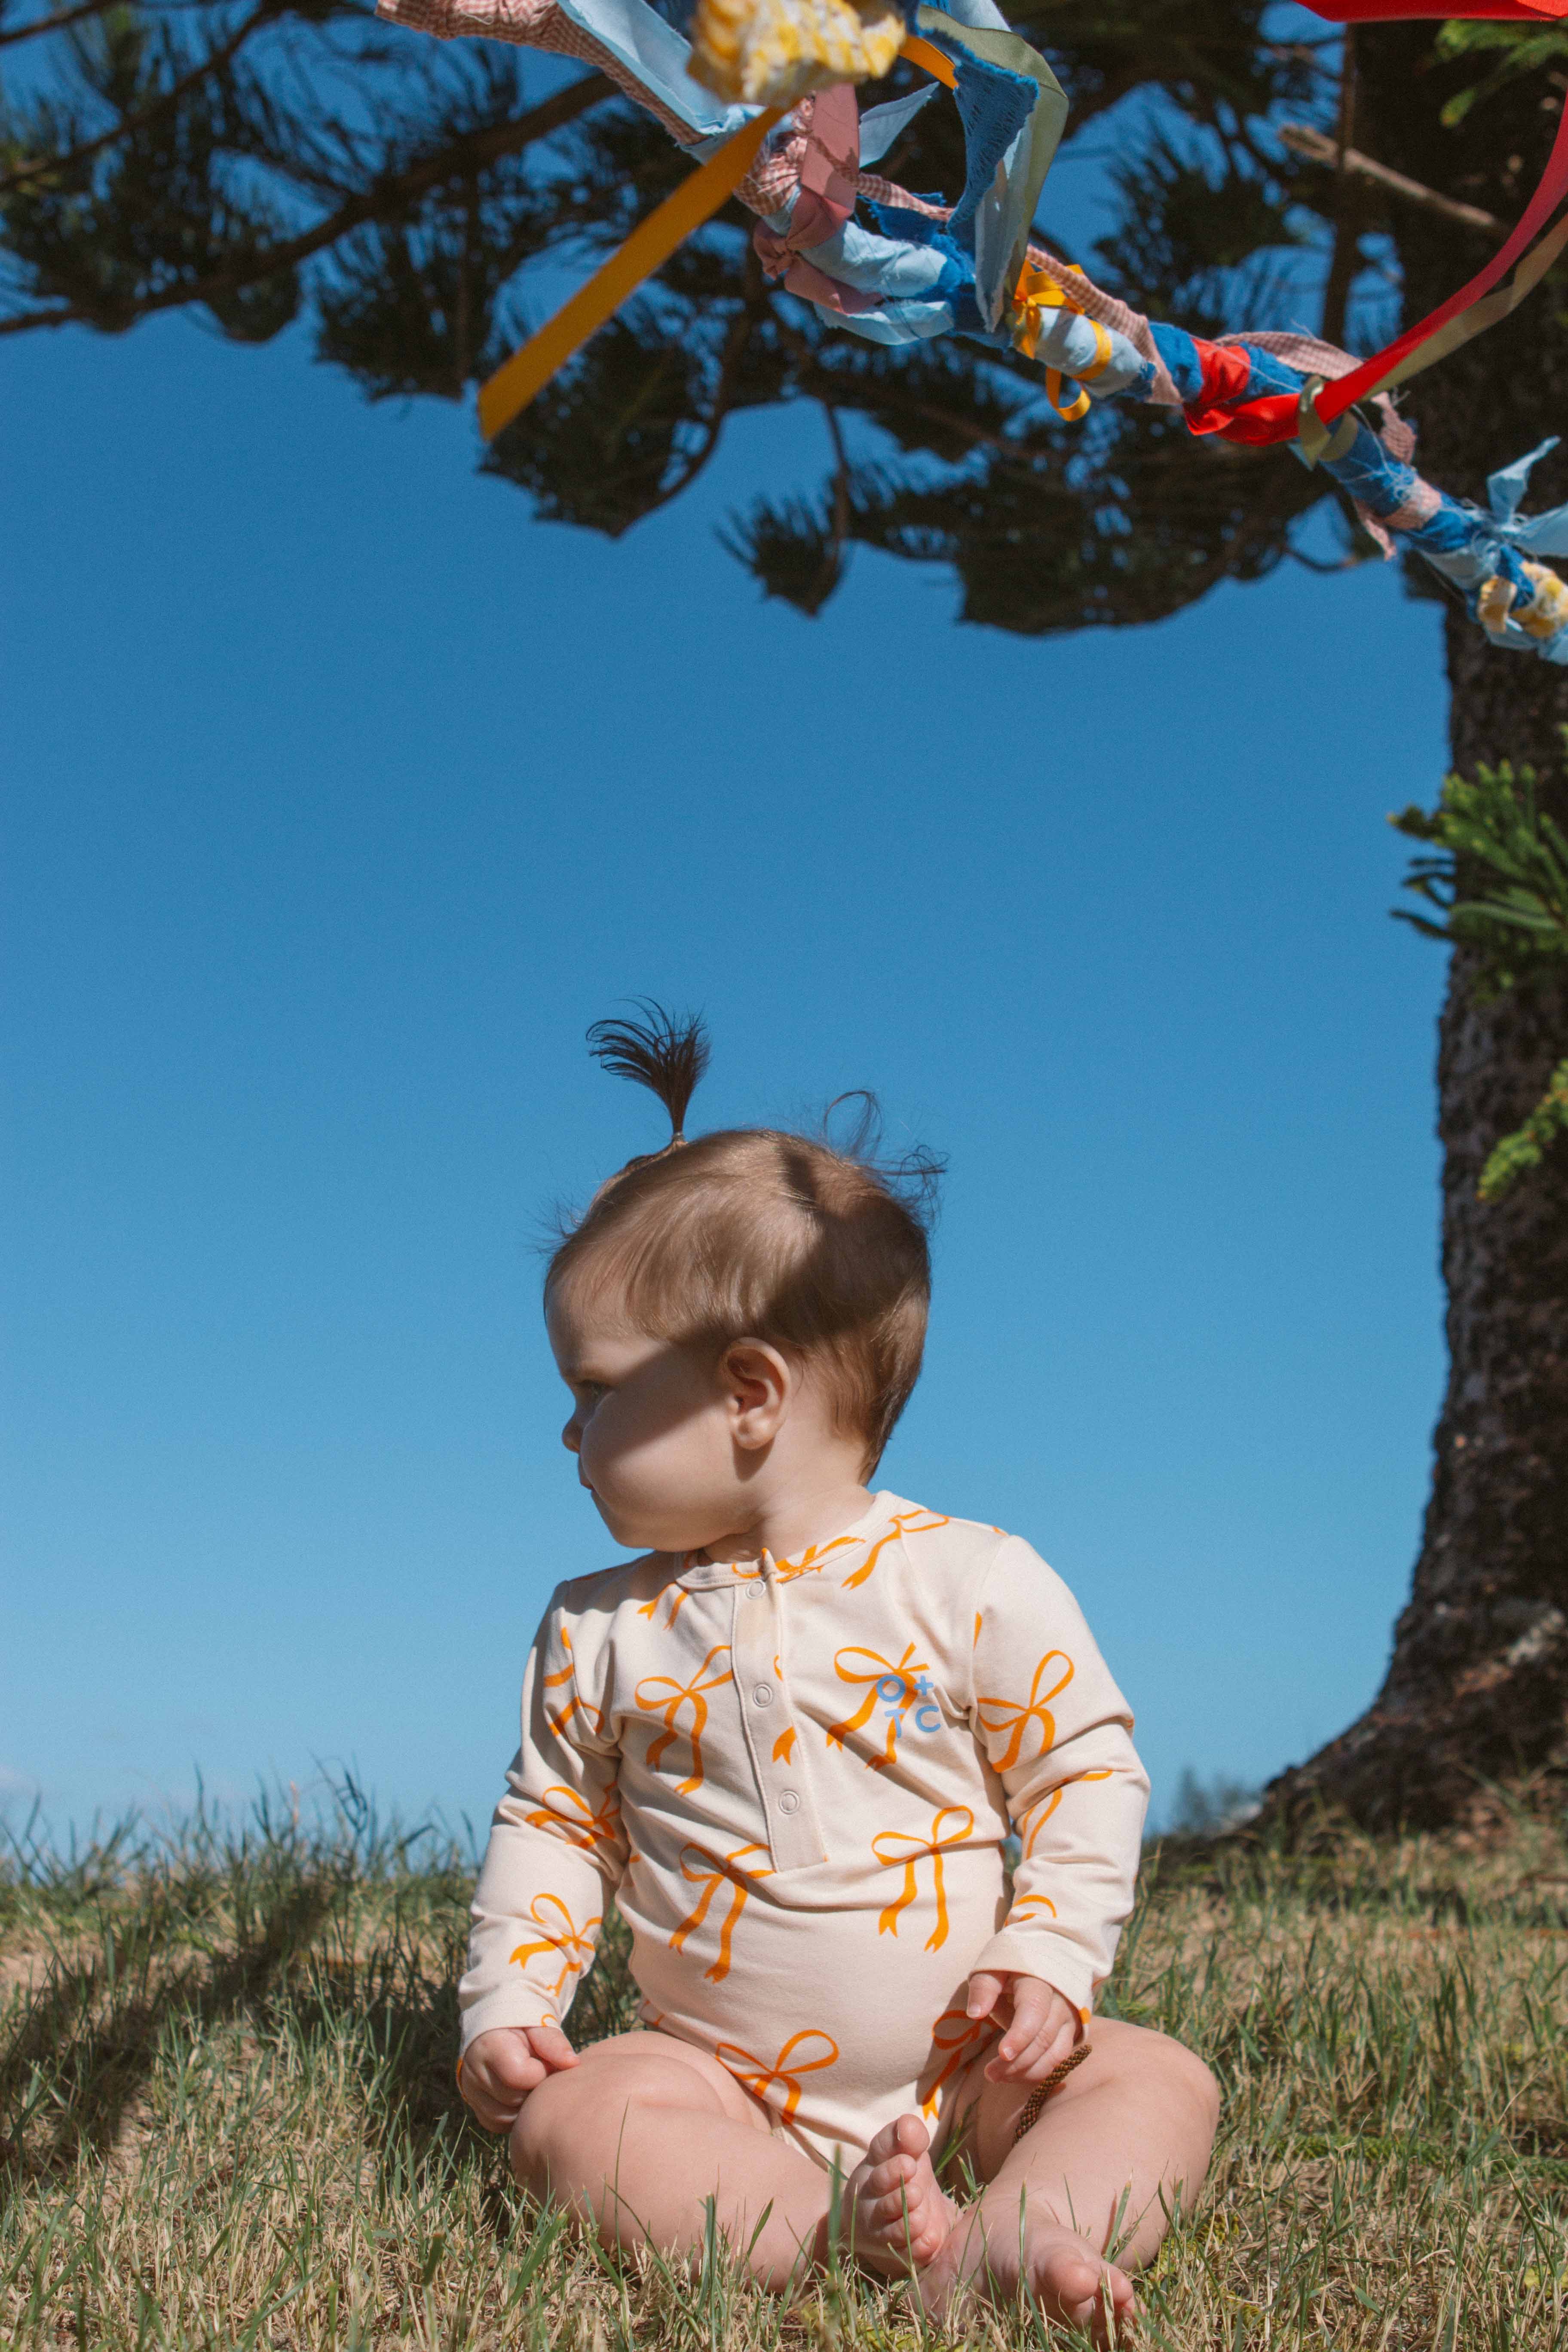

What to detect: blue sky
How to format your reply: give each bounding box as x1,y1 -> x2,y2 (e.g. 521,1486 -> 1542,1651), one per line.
3,206 -> 1455,1841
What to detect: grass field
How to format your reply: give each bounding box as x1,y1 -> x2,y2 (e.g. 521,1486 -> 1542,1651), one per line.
6,1787 -> 1568,2349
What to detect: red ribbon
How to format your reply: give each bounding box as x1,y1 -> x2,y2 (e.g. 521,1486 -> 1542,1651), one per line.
1191,2 -> 1568,447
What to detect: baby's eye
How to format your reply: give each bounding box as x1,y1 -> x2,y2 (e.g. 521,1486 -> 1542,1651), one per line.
577,1381 -> 609,1404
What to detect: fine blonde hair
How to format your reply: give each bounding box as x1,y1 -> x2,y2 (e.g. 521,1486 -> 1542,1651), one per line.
546,1007 -> 941,1474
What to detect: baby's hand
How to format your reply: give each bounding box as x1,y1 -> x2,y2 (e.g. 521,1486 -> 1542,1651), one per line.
459,2023 -> 579,2133
965,1969 -> 1082,2086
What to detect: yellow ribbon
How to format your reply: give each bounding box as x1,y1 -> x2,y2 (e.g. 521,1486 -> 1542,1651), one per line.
475,29 -> 1026,436
898,31 -> 957,86
1010,262 -> 1110,420
478,105 -> 785,440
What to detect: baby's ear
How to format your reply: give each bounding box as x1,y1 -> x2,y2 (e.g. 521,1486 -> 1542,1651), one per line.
721,1340 -> 792,1447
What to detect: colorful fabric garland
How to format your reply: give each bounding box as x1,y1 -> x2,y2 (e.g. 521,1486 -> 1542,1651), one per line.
378,0 -> 1568,660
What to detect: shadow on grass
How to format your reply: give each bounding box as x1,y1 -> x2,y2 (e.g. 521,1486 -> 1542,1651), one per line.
1,1862 -> 339,2176
294,1896 -> 644,2246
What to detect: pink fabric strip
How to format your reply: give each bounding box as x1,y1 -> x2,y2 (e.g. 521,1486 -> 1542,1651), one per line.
781,254 -> 888,312
374,0 -> 701,143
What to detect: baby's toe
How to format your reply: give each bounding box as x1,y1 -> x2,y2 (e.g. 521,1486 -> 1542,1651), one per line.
1032,2237 -> 1137,2343
865,2152 -> 918,2197
865,2113 -> 928,2168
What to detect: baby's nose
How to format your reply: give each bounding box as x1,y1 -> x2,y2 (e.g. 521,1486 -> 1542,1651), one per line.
561,1416 -> 581,1453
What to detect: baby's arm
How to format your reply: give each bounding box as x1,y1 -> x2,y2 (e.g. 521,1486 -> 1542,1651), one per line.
458,1592 -> 627,2132
967,1537 -> 1150,2035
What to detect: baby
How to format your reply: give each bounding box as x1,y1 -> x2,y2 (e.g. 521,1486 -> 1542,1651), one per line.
458,1010 -> 1218,2339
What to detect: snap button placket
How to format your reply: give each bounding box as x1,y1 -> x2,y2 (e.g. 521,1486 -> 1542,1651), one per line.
730,1554 -> 825,1871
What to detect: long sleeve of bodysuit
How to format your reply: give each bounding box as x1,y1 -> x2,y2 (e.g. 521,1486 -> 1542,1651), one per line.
459,1587 -> 628,2052
967,1536 -> 1149,2017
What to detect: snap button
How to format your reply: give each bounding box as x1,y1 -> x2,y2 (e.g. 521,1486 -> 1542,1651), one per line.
778,1789 -> 801,1815
753,1682 -> 774,1707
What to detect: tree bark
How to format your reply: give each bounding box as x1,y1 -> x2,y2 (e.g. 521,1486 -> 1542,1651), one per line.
1265,31 -> 1568,1829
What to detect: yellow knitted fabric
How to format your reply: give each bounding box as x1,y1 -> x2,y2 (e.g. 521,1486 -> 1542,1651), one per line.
689,0 -> 903,106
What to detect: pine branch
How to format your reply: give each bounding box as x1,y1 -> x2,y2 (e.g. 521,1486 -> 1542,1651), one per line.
1480,1059 -> 1568,1197
0,66 -> 610,334
0,0 -> 129,55
1278,120 -> 1507,238
0,0 -> 282,196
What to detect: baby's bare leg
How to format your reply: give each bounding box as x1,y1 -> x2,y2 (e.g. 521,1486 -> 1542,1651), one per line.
510,2030 -> 834,2290
924,2019 -> 1219,2343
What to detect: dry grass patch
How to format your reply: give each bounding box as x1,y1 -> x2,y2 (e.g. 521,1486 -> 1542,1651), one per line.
5,1792 -> 1568,2346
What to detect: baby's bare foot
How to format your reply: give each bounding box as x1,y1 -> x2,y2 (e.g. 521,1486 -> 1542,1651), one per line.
918,2216 -> 1137,2346
844,2113 -> 959,2276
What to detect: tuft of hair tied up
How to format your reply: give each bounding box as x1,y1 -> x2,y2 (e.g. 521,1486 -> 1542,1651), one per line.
587,1001 -> 711,1148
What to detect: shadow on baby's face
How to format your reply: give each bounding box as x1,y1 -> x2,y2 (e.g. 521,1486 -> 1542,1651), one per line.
545,1289 -> 785,1558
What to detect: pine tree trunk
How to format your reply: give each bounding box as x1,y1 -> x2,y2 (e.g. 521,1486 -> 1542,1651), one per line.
1265,32 -> 1568,1829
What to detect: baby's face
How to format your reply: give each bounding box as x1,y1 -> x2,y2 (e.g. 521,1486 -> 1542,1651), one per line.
546,1289 -> 750,1557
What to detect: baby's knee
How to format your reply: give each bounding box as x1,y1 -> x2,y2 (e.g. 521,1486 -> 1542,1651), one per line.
510,2064 -> 599,2196
1142,2030 -> 1221,2131
508,2049 -> 690,2196
1095,2020 -> 1221,2127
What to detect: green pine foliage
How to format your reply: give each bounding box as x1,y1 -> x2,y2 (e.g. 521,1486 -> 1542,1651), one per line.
1392,745 -> 1568,1197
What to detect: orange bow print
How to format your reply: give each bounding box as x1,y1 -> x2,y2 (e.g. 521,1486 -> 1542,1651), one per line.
872,1806 -> 975,1950
637,1583 -> 693,1629
826,1644 -> 931,1769
1004,1890 -> 1059,1928
634,1645 -> 733,1793
524,1781 -> 622,1853
843,1510 -> 951,1589
714,2028 -> 840,2118
508,1892 -> 602,1997
668,1841 -> 772,1981
917,2002 -> 998,2119
977,1651 -> 1075,1771
542,1631 -> 606,1746
1018,1769 -> 1113,1860
724,1532 -> 860,1590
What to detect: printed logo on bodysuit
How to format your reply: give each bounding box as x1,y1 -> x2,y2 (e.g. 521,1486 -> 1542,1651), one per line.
826,1644 -> 940,1769
668,1840 -> 773,1981
508,1893 -> 602,1998
714,2028 -> 840,2117
634,1645 -> 734,1794
976,1651 -> 1076,1770
872,1805 -> 976,1950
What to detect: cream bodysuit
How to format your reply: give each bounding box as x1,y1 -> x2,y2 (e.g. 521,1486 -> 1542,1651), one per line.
462,1493 -> 1149,2170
